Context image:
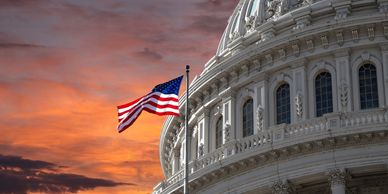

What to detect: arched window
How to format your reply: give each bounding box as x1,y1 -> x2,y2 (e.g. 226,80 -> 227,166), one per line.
215,117 -> 223,149
359,64 -> 379,109
315,72 -> 333,117
242,99 -> 254,137
276,83 -> 291,124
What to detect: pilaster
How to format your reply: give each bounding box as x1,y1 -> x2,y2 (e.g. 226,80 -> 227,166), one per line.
334,49 -> 352,112
254,80 -> 269,133
197,109 -> 210,156
221,88 -> 236,144
292,60 -> 307,123
380,44 -> 388,107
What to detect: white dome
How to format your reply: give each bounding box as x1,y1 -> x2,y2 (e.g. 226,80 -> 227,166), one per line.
154,0 -> 388,193
216,0 -> 315,55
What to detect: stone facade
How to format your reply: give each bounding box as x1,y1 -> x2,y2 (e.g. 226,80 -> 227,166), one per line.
153,0 -> 388,193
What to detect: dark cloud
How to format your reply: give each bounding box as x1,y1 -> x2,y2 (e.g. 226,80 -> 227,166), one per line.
0,43 -> 45,49
0,155 -> 134,194
0,155 -> 57,171
0,0 -> 45,7
134,48 -> 163,61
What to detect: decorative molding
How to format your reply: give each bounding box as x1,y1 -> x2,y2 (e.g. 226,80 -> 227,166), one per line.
293,15 -> 311,30
339,82 -> 349,109
271,180 -> 291,194
306,39 -> 314,52
383,23 -> 388,39
278,48 -> 286,60
327,168 -> 346,186
257,105 -> 265,131
367,24 -> 375,41
291,41 -> 300,57
351,28 -> 359,42
294,93 -> 303,120
266,53 -> 274,64
320,34 -> 329,49
264,0 -> 282,21
245,16 -> 256,32
336,30 -> 344,46
198,143 -> 204,157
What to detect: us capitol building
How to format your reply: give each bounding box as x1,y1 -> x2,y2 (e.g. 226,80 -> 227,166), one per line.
153,0 -> 388,193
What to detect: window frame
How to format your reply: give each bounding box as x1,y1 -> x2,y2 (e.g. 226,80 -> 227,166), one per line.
242,98 -> 254,137
315,71 -> 334,117
275,83 -> 291,125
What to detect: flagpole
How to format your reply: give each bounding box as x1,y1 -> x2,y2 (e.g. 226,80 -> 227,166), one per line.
184,65 -> 190,194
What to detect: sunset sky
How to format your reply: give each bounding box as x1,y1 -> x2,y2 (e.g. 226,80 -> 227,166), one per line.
0,0 -> 238,193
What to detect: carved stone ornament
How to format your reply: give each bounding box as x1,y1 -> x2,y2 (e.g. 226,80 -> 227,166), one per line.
257,105 -> 264,131
271,180 -> 290,194
224,121 -> 231,142
334,6 -> 350,20
367,25 -> 375,40
173,148 -> 180,158
198,143 -> 204,157
292,0 -> 312,9
351,28 -> 359,42
328,169 -> 346,186
214,105 -> 223,116
293,16 -> 311,30
339,82 -> 349,108
294,93 -> 303,119
336,30 -> 344,46
229,31 -> 241,41
265,0 -> 282,20
245,16 -> 256,32
379,1 -> 388,13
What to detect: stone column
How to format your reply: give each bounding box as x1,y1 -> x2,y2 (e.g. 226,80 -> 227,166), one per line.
172,148 -> 180,174
328,169 -> 346,194
271,180 -> 291,194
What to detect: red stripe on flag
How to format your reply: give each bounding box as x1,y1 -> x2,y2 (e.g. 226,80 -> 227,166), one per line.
117,93 -> 179,133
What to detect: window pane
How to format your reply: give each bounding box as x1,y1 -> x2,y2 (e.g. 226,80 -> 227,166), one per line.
315,72 -> 333,117
276,84 -> 291,124
359,64 -> 379,109
243,99 -> 254,137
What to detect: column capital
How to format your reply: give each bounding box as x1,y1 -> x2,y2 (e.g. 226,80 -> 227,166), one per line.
327,168 -> 346,186
271,180 -> 291,194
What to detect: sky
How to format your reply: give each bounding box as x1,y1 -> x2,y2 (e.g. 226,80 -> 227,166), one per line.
0,0 -> 238,193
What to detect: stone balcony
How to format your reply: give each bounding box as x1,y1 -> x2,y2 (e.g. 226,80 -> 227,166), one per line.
153,108 -> 388,194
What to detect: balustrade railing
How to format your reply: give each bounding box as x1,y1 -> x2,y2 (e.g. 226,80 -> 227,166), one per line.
154,108 -> 388,194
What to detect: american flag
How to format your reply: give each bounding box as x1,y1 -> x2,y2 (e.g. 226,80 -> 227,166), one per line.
117,76 -> 183,133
